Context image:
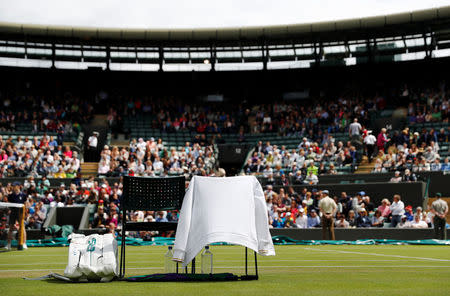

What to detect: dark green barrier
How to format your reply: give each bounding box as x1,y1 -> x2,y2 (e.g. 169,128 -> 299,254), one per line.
271,181 -> 426,208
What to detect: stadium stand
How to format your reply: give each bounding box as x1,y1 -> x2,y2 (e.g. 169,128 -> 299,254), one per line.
0,6 -> 449,244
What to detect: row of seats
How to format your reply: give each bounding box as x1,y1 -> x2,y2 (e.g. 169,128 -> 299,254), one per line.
0,132 -> 78,142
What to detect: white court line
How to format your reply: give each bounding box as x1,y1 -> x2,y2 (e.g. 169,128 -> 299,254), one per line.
0,259 -> 428,266
304,247 -> 450,262
3,265 -> 450,272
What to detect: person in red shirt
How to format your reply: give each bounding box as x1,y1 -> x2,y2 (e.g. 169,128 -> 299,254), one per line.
63,146 -> 73,159
377,128 -> 390,152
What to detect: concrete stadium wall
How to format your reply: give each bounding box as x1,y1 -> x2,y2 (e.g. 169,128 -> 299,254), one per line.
270,228 -> 449,241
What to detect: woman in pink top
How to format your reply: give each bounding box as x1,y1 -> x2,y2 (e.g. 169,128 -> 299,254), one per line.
0,150 -> 7,162
63,146 -> 73,159
378,198 -> 391,218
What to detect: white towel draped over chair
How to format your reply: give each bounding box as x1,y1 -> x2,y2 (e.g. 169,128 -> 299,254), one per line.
173,175 -> 275,267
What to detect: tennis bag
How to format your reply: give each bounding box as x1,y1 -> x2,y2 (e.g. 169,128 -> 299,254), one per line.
64,233 -> 118,282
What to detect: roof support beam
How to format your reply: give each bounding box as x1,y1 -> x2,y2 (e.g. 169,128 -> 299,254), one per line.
158,46 -> 164,72
210,44 -> 216,72
106,46 -> 110,70
51,43 -> 55,69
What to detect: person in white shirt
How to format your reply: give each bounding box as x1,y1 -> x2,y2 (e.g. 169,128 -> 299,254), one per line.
87,132 -> 99,162
411,214 -> 428,228
153,156 -> 164,174
390,194 -> 405,227
23,137 -> 32,150
397,215 -> 412,228
137,138 -> 147,151
389,171 -> 402,183
319,190 -> 337,240
349,118 -> 362,140
364,130 -> 377,162
98,158 -> 110,175
298,138 -> 310,149
295,208 -> 308,228
304,171 -> 318,185
71,152 -> 80,171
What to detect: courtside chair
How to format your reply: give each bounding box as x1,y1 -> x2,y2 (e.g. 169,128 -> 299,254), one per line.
119,175 -> 186,278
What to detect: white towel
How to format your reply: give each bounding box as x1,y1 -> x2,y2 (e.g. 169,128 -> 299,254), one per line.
173,176 -> 275,267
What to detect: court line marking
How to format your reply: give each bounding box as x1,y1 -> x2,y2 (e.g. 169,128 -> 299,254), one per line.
303,247 -> 450,262
0,259 -> 430,266
3,265 -> 450,272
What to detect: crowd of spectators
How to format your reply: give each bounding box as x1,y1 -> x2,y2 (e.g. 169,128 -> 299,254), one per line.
371,127 -> 449,174
367,84 -> 449,172
0,178 -> 123,238
0,177 -> 184,240
243,139 -> 358,184
105,89 -> 382,140
0,134 -> 80,178
107,98 -> 249,137
1,95 -> 91,137
265,185 -> 433,229
97,138 -> 218,178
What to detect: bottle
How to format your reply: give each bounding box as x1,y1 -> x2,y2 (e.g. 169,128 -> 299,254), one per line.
164,246 -> 176,273
201,246 -> 213,274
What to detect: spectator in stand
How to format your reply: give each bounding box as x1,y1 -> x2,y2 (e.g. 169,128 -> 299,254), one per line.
442,157 -> 450,171
356,208 -> 371,227
411,214 -> 428,228
377,128 -> 390,153
91,206 -> 108,228
307,210 -> 320,228
335,213 -> 350,228
371,210 -> 385,227
364,130 -> 377,162
362,196 -> 375,213
397,215 -> 412,228
346,210 -> 357,228
390,194 -> 405,227
402,169 -> 417,182
304,171 -> 318,185
378,198 -> 391,218
295,208 -> 308,228
389,171 -> 402,183
349,118 -> 362,141
402,205 -> 414,221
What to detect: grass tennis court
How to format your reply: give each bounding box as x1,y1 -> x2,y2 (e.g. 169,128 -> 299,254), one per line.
1,245 -> 450,295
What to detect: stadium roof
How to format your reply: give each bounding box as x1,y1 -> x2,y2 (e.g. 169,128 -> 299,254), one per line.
1,6 -> 450,46
0,6 -> 450,71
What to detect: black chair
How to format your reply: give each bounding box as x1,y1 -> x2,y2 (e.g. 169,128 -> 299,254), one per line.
119,175 -> 186,278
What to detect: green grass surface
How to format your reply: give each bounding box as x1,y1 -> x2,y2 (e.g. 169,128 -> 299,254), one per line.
1,245 -> 450,295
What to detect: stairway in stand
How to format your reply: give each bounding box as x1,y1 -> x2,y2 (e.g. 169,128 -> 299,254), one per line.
355,155 -> 375,174
81,162 -> 98,177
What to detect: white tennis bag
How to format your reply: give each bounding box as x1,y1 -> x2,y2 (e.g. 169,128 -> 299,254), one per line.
64,233 -> 118,282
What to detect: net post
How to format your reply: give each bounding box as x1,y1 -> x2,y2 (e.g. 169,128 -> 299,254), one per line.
17,204 -> 25,251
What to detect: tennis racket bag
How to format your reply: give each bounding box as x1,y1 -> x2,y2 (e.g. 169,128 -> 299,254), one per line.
64,233 -> 118,282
